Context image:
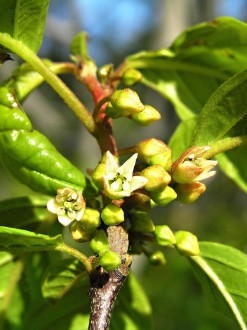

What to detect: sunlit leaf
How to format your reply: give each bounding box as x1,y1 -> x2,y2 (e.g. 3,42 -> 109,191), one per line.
190,242 -> 247,330
0,0 -> 49,53
126,17 -> 247,120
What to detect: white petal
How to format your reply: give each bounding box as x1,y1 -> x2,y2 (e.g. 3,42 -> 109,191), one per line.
119,153 -> 138,180
75,208 -> 85,221
58,215 -> 72,226
130,176 -> 148,192
105,151 -> 119,174
47,199 -> 59,214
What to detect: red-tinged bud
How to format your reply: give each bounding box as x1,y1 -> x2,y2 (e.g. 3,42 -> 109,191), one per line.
141,165 -> 171,192
129,210 -> 155,232
150,186 -> 177,206
154,225 -> 176,246
106,88 -> 144,119
149,250 -> 167,265
171,146 -> 218,184
136,139 -> 171,168
175,231 -> 200,256
101,203 -> 125,226
175,182 -> 206,204
131,105 -> 161,125
122,68 -> 142,86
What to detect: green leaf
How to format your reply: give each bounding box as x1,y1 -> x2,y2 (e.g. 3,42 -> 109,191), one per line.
0,226 -> 63,253
0,0 -> 49,53
112,272 -> 152,330
42,259 -> 87,300
168,116 -> 198,161
126,17 -> 247,120
0,195 -> 53,228
0,129 -> 86,195
189,242 -> 247,330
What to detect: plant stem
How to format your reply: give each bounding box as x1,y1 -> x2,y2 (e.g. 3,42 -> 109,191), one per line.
204,135 -> 247,158
0,33 -> 95,134
88,226 -> 132,330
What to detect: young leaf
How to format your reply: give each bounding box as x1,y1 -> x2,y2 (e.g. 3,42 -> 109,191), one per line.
42,259 -> 87,300
189,242 -> 247,330
0,195 -> 53,228
0,0 -> 50,53
126,17 -> 247,120
0,226 -> 63,253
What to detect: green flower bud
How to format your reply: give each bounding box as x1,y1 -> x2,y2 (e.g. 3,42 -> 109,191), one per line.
150,186 -> 177,206
149,251 -> 167,265
99,250 -> 121,272
150,151 -> 172,171
131,105 -> 161,125
101,203 -> 125,226
175,182 -> 206,204
122,68 -> 142,86
92,163 -> 106,189
136,139 -> 171,169
141,165 -> 171,192
154,225 -> 176,246
98,63 -> 113,79
81,208 -> 101,230
90,229 -> 109,255
106,88 -> 144,118
130,210 -> 155,232
175,231 -> 200,256
69,221 -> 94,242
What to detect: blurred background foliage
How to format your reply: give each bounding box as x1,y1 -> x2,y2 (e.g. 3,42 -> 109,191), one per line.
0,1 -> 247,329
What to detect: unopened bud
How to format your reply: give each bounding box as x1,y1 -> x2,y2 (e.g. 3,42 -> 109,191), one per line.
90,229 -> 109,255
131,105 -> 161,125
92,163 -> 106,189
69,221 -> 94,242
136,138 -> 171,169
98,63 -> 113,79
130,210 -> 155,232
149,251 -> 167,265
101,203 -> 125,226
175,182 -> 206,204
122,68 -> 142,86
150,152 -> 172,171
154,225 -> 176,246
141,165 -> 171,192
150,186 -> 177,206
106,88 -> 144,118
81,208 -> 101,230
99,250 -> 121,271
175,231 -> 200,256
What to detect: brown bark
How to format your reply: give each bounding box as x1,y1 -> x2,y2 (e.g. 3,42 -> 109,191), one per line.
88,226 -> 131,330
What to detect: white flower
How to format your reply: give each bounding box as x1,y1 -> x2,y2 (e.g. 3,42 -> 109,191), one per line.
103,151 -> 148,199
47,188 -> 86,226
171,146 -> 218,184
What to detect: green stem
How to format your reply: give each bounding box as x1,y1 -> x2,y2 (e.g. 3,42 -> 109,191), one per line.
0,33 -> 95,134
204,135 -> 247,158
0,255 -> 25,329
55,244 -> 92,273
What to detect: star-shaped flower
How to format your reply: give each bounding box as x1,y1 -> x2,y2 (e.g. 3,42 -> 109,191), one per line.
47,188 -> 86,226
103,151 -> 148,199
171,146 -> 218,184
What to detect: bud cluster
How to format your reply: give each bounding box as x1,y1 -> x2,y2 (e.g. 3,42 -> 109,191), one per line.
106,88 -> 160,125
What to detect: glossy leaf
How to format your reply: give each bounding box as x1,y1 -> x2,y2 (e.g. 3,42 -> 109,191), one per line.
0,129 -> 86,195
0,195 -> 53,228
126,17 -> 247,120
42,259 -> 87,300
190,242 -> 247,330
0,226 -> 63,253
0,0 -> 49,53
